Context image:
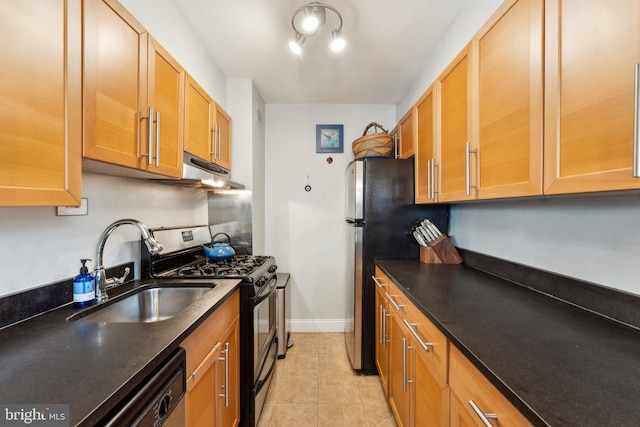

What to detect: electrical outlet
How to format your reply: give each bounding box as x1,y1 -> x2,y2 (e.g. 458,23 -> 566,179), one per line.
57,198 -> 88,216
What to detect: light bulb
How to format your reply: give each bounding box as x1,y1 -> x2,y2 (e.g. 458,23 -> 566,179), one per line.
330,37 -> 345,52
331,30 -> 345,52
302,15 -> 319,32
289,40 -> 302,55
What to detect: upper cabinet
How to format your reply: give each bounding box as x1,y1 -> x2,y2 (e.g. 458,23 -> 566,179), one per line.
544,0 -> 640,194
0,0 -> 82,206
395,109 -> 415,159
414,84 -> 438,203
184,74 -> 232,172
83,0 -> 184,178
414,0 -> 639,203
214,103 -> 232,171
436,43 -> 476,203
474,0 -> 543,200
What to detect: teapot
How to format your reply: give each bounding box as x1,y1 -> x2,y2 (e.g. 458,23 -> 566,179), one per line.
204,232 -> 236,260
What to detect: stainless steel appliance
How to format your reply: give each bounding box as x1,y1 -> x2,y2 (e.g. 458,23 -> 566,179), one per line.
141,225 -> 278,427
102,347 -> 186,426
276,273 -> 293,359
344,158 -> 449,373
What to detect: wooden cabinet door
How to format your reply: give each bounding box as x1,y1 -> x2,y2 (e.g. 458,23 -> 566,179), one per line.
216,316 -> 240,427
413,338 -> 449,427
145,36 -> 184,178
474,0 -> 543,200
186,344 -> 219,426
437,43 -> 477,202
0,0 -> 82,206
184,74 -> 214,162
388,309 -> 411,427
214,104 -> 232,171
544,0 -> 640,194
415,84 -> 438,203
83,0 -> 148,169
374,273 -> 390,396
398,109 -> 415,159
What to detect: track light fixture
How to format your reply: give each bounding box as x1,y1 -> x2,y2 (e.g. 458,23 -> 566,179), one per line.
289,2 -> 345,55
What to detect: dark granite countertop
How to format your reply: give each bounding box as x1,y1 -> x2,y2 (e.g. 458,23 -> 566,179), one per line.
0,278 -> 241,426
376,259 -> 640,427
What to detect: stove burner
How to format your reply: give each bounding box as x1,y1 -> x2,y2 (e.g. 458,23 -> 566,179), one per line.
171,255 -> 270,278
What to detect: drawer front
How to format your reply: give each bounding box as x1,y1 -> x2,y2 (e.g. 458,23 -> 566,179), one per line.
182,290 -> 239,375
450,344 -> 533,427
405,302 -> 448,386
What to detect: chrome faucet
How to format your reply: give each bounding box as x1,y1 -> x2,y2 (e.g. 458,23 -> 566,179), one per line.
94,219 -> 163,302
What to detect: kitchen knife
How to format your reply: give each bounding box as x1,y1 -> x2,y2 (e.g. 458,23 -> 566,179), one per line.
420,225 -> 437,242
412,230 -> 428,247
424,220 -> 444,238
417,225 -> 434,243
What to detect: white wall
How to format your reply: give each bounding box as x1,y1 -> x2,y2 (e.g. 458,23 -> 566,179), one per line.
227,79 -> 267,254
396,0 -> 640,297
0,173 -> 208,297
265,104 -> 395,331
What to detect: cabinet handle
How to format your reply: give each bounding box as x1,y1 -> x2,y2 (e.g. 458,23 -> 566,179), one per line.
633,64 -> 640,177
385,292 -> 404,311
140,107 -> 154,165
468,400 -> 497,427
217,124 -> 222,161
465,141 -> 478,196
402,338 -> 413,392
402,319 -> 433,352
213,124 -> 220,161
379,304 -> 384,344
155,111 -> 161,167
210,127 -> 217,159
383,308 -> 390,349
218,342 -> 230,407
372,276 -> 384,288
432,161 -> 438,199
427,160 -> 432,199
394,134 -> 398,159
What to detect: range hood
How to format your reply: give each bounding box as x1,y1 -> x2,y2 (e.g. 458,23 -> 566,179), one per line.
154,152 -> 245,189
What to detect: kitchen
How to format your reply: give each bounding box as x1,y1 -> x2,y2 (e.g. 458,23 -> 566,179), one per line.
1,0 -> 640,426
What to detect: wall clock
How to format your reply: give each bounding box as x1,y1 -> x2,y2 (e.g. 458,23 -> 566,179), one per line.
316,124 -> 344,153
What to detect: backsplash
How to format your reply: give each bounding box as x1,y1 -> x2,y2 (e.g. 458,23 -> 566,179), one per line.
461,249 -> 640,330
0,263 -> 134,329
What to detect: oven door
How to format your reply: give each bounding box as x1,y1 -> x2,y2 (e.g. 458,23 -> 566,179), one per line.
252,275 -> 277,380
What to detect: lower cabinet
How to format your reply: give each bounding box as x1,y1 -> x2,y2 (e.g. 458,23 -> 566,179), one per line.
449,345 -> 532,427
377,267 -> 532,427
373,270 -> 390,396
382,270 -> 449,427
182,290 -> 240,427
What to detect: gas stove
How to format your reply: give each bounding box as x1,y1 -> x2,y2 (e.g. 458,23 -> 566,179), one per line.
141,225 -> 277,288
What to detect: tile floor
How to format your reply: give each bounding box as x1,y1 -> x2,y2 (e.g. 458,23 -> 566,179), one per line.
257,332 -> 397,427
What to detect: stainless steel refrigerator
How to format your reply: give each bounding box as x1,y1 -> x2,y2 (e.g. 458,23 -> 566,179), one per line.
344,158 -> 449,373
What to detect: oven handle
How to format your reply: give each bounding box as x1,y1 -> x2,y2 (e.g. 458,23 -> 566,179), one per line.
251,276 -> 278,305
254,334 -> 278,393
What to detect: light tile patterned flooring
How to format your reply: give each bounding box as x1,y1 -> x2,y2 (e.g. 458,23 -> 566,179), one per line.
257,332 -> 397,427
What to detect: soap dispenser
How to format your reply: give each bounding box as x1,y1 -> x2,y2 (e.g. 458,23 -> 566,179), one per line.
73,259 -> 95,307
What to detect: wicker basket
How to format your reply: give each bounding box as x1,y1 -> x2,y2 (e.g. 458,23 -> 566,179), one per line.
351,122 -> 393,159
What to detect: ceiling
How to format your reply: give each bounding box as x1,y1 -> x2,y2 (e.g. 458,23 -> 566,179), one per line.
173,0 -> 469,104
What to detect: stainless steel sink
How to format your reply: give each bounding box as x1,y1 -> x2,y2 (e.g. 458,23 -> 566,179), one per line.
70,284 -> 215,323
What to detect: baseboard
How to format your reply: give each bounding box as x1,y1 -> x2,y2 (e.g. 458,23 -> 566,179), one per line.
289,319 -> 347,333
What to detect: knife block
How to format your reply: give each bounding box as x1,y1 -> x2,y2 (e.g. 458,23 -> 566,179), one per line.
420,247 -> 442,264
420,236 -> 463,264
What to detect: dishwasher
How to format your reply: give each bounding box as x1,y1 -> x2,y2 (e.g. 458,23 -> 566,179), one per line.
102,347 -> 186,427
